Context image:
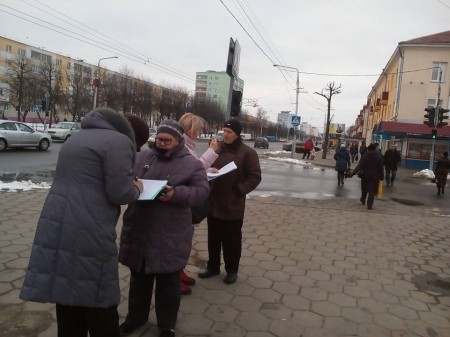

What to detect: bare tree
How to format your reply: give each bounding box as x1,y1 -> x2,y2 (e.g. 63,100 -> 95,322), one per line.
66,65 -> 92,121
314,82 -> 342,159
256,107 -> 268,137
3,55 -> 33,121
40,60 -> 64,126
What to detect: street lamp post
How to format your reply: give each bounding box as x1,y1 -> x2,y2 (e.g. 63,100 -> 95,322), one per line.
93,56 -> 118,110
274,64 -> 299,158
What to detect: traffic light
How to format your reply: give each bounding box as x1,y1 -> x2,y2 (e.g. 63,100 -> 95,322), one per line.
230,90 -> 242,117
436,107 -> 449,128
423,107 -> 435,127
41,100 -> 47,112
432,129 -> 437,139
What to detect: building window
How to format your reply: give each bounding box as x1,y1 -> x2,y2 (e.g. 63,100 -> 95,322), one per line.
18,48 -> 26,57
67,63 -> 71,69
56,59 -> 62,66
32,65 -> 40,73
6,45 -> 12,53
427,98 -> 443,108
431,62 -> 447,82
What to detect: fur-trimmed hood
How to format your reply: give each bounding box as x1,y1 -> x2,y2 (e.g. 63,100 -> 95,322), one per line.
82,108 -> 136,151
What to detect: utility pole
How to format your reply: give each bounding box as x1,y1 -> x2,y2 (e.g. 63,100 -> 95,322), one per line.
315,82 -> 342,159
273,64 -> 300,158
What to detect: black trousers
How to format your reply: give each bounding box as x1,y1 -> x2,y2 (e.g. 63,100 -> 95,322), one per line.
206,215 -> 243,274
385,169 -> 397,184
124,269 -> 180,331
56,304 -> 119,337
361,178 -> 378,208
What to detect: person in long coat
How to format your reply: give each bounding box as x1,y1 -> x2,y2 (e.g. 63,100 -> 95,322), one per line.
198,119 -> 261,285
334,144 -> 351,186
434,151 -> 450,195
352,143 -> 384,210
383,143 -> 401,186
118,120 -> 210,337
20,108 -> 143,337
177,113 -> 218,295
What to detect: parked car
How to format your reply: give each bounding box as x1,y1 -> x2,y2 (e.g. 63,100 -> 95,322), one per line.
254,137 -> 269,149
0,120 -> 52,151
46,122 -> 81,141
282,141 -> 321,153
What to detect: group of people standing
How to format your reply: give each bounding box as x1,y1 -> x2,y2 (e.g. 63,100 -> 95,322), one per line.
336,140 -> 450,208
19,108 -> 261,337
335,141 -> 400,210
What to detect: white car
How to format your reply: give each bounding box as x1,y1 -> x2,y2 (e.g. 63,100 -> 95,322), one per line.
46,122 -> 81,141
0,120 -> 52,151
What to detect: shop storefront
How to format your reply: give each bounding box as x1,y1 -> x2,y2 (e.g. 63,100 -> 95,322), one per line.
372,122 -> 450,170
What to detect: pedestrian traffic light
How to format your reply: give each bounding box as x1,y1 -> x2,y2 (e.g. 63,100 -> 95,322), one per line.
423,107 -> 435,127
432,129 -> 437,139
436,107 -> 449,127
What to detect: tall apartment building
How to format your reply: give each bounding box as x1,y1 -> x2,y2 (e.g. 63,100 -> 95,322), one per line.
195,70 -> 244,114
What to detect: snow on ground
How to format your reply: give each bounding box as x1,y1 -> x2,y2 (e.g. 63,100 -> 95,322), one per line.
0,180 -> 51,192
413,169 -> 435,178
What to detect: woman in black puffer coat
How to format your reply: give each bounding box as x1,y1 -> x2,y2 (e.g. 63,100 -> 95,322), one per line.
352,144 -> 384,210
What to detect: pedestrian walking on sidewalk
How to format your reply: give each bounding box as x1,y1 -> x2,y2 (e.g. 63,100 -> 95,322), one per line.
434,151 -> 450,196
383,143 -> 401,186
302,138 -> 314,159
177,113 -> 219,295
334,144 -> 351,186
118,120 -> 210,337
349,143 -> 358,163
198,119 -> 261,285
352,143 -> 384,210
20,108 -> 144,337
359,140 -> 367,157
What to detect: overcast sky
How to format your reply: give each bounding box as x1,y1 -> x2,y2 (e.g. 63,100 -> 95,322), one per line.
1,0 -> 450,130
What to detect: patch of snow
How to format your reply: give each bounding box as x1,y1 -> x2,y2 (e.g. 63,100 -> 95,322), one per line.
413,169 -> 434,179
0,180 -> 51,192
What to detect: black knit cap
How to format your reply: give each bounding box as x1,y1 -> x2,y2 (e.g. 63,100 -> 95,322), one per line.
157,119 -> 184,141
224,119 -> 242,136
125,114 -> 149,152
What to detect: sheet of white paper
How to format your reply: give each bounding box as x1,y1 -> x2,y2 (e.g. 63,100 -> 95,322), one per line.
207,161 -> 237,181
138,179 -> 168,200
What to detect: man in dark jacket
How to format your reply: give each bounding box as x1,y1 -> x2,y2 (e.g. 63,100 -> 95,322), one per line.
383,143 -> 401,186
352,143 -> 384,210
359,141 -> 367,156
198,119 -> 261,285
20,108 -> 144,337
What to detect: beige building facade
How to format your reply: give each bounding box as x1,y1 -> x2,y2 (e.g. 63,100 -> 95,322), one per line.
354,31 -> 450,143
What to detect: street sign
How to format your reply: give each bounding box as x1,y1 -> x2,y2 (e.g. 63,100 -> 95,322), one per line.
33,104 -> 42,113
291,115 -> 301,126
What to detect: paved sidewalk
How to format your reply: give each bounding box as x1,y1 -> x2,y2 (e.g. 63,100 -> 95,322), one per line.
1,185 -> 450,337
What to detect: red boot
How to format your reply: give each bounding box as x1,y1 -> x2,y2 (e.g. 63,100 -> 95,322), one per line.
180,282 -> 192,295
181,270 -> 196,286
